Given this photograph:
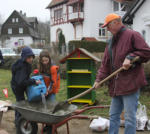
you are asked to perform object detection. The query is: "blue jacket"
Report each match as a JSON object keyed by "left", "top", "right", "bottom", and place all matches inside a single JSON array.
[
  {"left": 11, "top": 47, "right": 35, "bottom": 95},
  {"left": 0, "top": 50, "right": 4, "bottom": 65}
]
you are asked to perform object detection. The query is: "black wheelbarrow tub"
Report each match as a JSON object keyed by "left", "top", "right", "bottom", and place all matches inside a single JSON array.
[{"left": 11, "top": 101, "right": 77, "bottom": 124}]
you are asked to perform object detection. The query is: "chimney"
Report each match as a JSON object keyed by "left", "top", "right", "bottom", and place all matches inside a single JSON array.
[{"left": 20, "top": 10, "right": 22, "bottom": 14}]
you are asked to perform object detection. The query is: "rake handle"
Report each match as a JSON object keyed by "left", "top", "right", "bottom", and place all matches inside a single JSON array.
[{"left": 67, "top": 56, "right": 140, "bottom": 102}]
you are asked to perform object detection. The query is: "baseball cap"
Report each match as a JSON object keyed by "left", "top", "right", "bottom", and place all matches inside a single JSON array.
[{"left": 102, "top": 13, "right": 121, "bottom": 28}]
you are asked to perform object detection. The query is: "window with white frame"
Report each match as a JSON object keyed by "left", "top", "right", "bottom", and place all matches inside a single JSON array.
[
  {"left": 18, "top": 39, "right": 24, "bottom": 46},
  {"left": 73, "top": 3, "right": 78, "bottom": 12},
  {"left": 8, "top": 28, "right": 12, "bottom": 34},
  {"left": 16, "top": 18, "right": 19, "bottom": 22},
  {"left": 72, "top": 3, "right": 84, "bottom": 13},
  {"left": 113, "top": 1, "right": 119, "bottom": 11},
  {"left": 54, "top": 9, "right": 63, "bottom": 21},
  {"left": 19, "top": 28, "right": 23, "bottom": 34},
  {"left": 80, "top": 3, "right": 84, "bottom": 12},
  {"left": 12, "top": 18, "right": 15, "bottom": 23},
  {"left": 113, "top": 1, "right": 125, "bottom": 12},
  {"left": 99, "top": 24, "right": 107, "bottom": 37}
]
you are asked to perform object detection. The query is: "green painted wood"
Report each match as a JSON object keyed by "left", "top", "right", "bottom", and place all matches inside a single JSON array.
[
  {"left": 66, "top": 58, "right": 97, "bottom": 103},
  {"left": 69, "top": 88, "right": 92, "bottom": 99},
  {"left": 67, "top": 59, "right": 92, "bottom": 71},
  {"left": 68, "top": 73, "right": 91, "bottom": 85}
]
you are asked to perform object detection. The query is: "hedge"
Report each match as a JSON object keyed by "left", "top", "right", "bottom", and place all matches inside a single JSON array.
[
  {"left": 0, "top": 56, "right": 38, "bottom": 70},
  {"left": 0, "top": 56, "right": 67, "bottom": 79},
  {"left": 0, "top": 56, "right": 19, "bottom": 69},
  {"left": 68, "top": 40, "right": 107, "bottom": 53},
  {"left": 141, "top": 74, "right": 150, "bottom": 92},
  {"left": 142, "top": 62, "right": 150, "bottom": 91}
]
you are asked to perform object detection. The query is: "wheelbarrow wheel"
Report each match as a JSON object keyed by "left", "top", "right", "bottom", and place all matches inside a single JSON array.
[{"left": 16, "top": 117, "right": 38, "bottom": 134}]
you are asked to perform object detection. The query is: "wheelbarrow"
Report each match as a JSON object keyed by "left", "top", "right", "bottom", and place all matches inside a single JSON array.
[{"left": 11, "top": 100, "right": 109, "bottom": 134}]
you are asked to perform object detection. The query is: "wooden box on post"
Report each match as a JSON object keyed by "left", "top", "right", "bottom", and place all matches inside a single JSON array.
[{"left": 60, "top": 48, "right": 101, "bottom": 105}]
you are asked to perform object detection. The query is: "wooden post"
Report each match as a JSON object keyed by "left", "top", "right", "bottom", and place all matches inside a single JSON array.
[
  {"left": 67, "top": 5, "right": 69, "bottom": 22},
  {"left": 78, "top": 1, "right": 80, "bottom": 21},
  {"left": 0, "top": 111, "right": 3, "bottom": 127}
]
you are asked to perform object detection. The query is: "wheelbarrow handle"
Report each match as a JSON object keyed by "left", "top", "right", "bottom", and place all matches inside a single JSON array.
[{"left": 67, "top": 56, "right": 140, "bottom": 102}]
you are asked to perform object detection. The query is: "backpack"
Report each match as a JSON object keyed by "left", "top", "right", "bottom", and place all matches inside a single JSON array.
[{"left": 43, "top": 65, "right": 60, "bottom": 94}]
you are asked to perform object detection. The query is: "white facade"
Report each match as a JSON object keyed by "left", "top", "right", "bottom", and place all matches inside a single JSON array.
[
  {"left": 4, "top": 36, "right": 33, "bottom": 48},
  {"left": 83, "top": 0, "right": 112, "bottom": 41},
  {"left": 50, "top": 0, "right": 126, "bottom": 43},
  {"left": 51, "top": 23, "right": 75, "bottom": 43},
  {"left": 132, "top": 0, "right": 150, "bottom": 46}
]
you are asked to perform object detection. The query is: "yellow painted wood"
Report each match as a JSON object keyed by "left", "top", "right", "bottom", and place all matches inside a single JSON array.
[
  {"left": 68, "top": 85, "right": 92, "bottom": 88},
  {"left": 70, "top": 99, "right": 94, "bottom": 105},
  {"left": 68, "top": 58, "right": 91, "bottom": 60},
  {"left": 67, "top": 71, "right": 91, "bottom": 74},
  {"left": 72, "top": 69, "right": 89, "bottom": 71}
]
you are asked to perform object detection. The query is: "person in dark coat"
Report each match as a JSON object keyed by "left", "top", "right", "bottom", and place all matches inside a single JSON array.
[
  {"left": 93, "top": 13, "right": 150, "bottom": 134},
  {"left": 11, "top": 46, "right": 41, "bottom": 126},
  {"left": 0, "top": 50, "right": 4, "bottom": 65}
]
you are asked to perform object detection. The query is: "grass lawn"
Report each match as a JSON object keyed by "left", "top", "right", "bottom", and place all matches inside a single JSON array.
[{"left": 0, "top": 69, "right": 150, "bottom": 118}]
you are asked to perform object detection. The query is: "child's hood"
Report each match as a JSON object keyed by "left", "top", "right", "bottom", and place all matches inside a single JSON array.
[{"left": 21, "top": 47, "right": 35, "bottom": 61}]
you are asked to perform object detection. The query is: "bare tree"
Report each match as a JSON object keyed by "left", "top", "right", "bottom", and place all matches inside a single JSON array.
[
  {"left": 0, "top": 14, "right": 12, "bottom": 48},
  {"left": 0, "top": 13, "right": 3, "bottom": 35},
  {"left": 0, "top": 13, "right": 5, "bottom": 47},
  {"left": 37, "top": 20, "right": 50, "bottom": 45},
  {"left": 0, "top": 35, "right": 10, "bottom": 48}
]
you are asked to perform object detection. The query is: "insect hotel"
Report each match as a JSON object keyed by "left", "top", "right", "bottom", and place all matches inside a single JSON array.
[{"left": 60, "top": 48, "right": 101, "bottom": 105}]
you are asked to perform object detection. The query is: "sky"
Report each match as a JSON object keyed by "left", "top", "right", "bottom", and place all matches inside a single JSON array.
[{"left": 0, "top": 0, "right": 52, "bottom": 23}]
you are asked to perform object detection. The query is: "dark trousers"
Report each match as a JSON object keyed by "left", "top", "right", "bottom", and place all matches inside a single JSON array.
[{"left": 12, "top": 88, "right": 25, "bottom": 126}]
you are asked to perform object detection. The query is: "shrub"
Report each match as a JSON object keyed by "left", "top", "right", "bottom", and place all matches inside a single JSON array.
[
  {"left": 143, "top": 74, "right": 150, "bottom": 91},
  {"left": 13, "top": 45, "right": 26, "bottom": 54},
  {"left": 30, "top": 43, "right": 44, "bottom": 49},
  {"left": 0, "top": 56, "right": 39, "bottom": 70},
  {"left": 0, "top": 54, "right": 67, "bottom": 79},
  {"left": 0, "top": 56, "right": 20, "bottom": 69},
  {"left": 32, "top": 57, "right": 39, "bottom": 70},
  {"left": 144, "top": 61, "right": 150, "bottom": 75},
  {"left": 58, "top": 31, "right": 66, "bottom": 54},
  {"left": 142, "top": 62, "right": 150, "bottom": 92},
  {"left": 59, "top": 64, "right": 67, "bottom": 79},
  {"left": 68, "top": 40, "right": 107, "bottom": 53}
]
